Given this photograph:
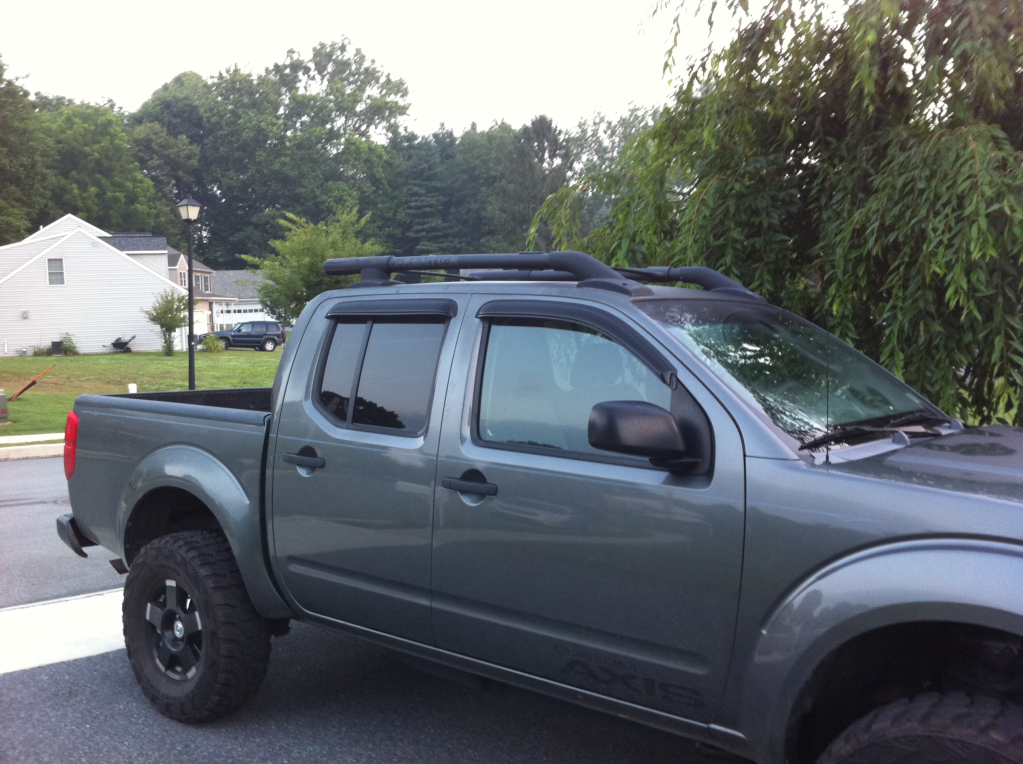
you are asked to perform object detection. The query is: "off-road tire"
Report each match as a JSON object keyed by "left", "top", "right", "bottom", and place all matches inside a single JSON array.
[
  {"left": 123, "top": 531, "right": 271, "bottom": 723},
  {"left": 816, "top": 692, "right": 1023, "bottom": 764},
  {"left": 260, "top": 338, "right": 276, "bottom": 352}
]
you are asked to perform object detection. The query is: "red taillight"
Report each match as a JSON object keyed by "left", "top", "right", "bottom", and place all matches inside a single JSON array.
[{"left": 64, "top": 410, "right": 79, "bottom": 480}]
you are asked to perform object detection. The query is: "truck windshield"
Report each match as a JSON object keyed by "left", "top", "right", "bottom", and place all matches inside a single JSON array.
[{"left": 637, "top": 299, "right": 934, "bottom": 445}]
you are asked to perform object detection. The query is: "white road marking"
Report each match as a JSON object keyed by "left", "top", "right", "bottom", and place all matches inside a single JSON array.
[{"left": 0, "top": 589, "right": 124, "bottom": 675}]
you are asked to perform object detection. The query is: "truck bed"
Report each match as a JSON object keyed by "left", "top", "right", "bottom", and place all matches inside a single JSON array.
[{"left": 111, "top": 387, "right": 272, "bottom": 412}]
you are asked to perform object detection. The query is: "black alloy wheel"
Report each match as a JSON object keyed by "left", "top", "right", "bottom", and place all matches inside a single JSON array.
[{"left": 145, "top": 578, "right": 203, "bottom": 680}]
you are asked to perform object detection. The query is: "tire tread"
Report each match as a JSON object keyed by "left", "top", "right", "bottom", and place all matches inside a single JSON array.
[{"left": 817, "top": 692, "right": 1023, "bottom": 764}]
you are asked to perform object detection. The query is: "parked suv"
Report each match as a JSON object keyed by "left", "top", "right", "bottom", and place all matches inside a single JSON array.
[{"left": 203, "top": 320, "right": 284, "bottom": 351}]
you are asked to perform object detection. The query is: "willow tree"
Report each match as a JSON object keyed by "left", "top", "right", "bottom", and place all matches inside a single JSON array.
[{"left": 536, "top": 0, "right": 1023, "bottom": 424}]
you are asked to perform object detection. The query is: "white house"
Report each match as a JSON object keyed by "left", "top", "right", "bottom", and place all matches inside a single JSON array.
[{"left": 0, "top": 214, "right": 230, "bottom": 356}]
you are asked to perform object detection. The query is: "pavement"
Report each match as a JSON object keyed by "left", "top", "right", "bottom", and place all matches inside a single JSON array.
[
  {"left": 0, "top": 432, "right": 65, "bottom": 461},
  {"left": 0, "top": 456, "right": 746, "bottom": 764}
]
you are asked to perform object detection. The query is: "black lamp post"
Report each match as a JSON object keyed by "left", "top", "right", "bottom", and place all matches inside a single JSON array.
[{"left": 176, "top": 196, "right": 202, "bottom": 391}]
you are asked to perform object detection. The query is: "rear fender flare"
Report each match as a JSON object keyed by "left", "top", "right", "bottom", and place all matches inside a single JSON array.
[
  {"left": 738, "top": 539, "right": 1023, "bottom": 761},
  {"left": 117, "top": 444, "right": 292, "bottom": 619}
]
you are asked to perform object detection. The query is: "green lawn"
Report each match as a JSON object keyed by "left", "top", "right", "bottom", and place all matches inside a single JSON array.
[{"left": 0, "top": 349, "right": 282, "bottom": 438}]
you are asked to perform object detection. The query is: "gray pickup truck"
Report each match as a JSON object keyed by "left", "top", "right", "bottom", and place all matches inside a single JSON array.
[{"left": 58, "top": 252, "right": 1023, "bottom": 764}]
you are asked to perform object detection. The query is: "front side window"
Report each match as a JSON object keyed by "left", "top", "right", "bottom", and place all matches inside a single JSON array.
[
  {"left": 236, "top": 323, "right": 253, "bottom": 333},
  {"left": 478, "top": 319, "right": 671, "bottom": 454},
  {"left": 319, "top": 318, "right": 447, "bottom": 435},
  {"left": 47, "top": 258, "right": 64, "bottom": 285}
]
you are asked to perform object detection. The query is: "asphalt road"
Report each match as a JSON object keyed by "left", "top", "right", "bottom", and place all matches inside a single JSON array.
[
  {"left": 0, "top": 456, "right": 125, "bottom": 609},
  {"left": 0, "top": 456, "right": 747, "bottom": 764}
]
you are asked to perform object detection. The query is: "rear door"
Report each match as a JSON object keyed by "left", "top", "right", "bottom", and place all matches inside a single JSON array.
[
  {"left": 270, "top": 295, "right": 466, "bottom": 642},
  {"left": 431, "top": 296, "right": 746, "bottom": 720}
]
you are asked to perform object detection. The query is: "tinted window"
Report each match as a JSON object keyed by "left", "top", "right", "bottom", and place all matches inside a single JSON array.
[
  {"left": 478, "top": 319, "right": 671, "bottom": 454},
  {"left": 319, "top": 322, "right": 370, "bottom": 421},
  {"left": 353, "top": 320, "right": 446, "bottom": 433}
]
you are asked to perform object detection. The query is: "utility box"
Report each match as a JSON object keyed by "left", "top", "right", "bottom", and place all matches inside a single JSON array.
[
  {"left": 0, "top": 390, "right": 8, "bottom": 425},
  {"left": 51, "top": 340, "right": 64, "bottom": 356}
]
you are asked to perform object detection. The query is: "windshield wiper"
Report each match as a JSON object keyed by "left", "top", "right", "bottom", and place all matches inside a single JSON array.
[
  {"left": 798, "top": 426, "right": 894, "bottom": 451},
  {"left": 799, "top": 410, "right": 952, "bottom": 451},
  {"left": 878, "top": 409, "right": 951, "bottom": 429}
]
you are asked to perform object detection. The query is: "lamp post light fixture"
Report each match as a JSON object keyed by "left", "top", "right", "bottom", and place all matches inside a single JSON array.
[{"left": 176, "top": 196, "right": 202, "bottom": 391}]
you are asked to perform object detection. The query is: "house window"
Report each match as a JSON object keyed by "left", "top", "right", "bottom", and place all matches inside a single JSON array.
[
  {"left": 193, "top": 274, "right": 211, "bottom": 292},
  {"left": 47, "top": 258, "right": 65, "bottom": 285},
  {"left": 179, "top": 272, "right": 187, "bottom": 287}
]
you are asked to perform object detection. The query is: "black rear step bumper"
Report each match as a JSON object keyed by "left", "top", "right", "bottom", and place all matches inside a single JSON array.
[{"left": 56, "top": 514, "right": 97, "bottom": 558}]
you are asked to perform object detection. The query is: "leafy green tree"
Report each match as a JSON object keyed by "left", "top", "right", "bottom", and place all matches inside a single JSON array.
[
  {"left": 128, "top": 72, "right": 210, "bottom": 147},
  {"left": 0, "top": 57, "right": 51, "bottom": 244},
  {"left": 539, "top": 0, "right": 1023, "bottom": 425},
  {"left": 135, "top": 42, "right": 408, "bottom": 268},
  {"left": 565, "top": 107, "right": 661, "bottom": 237},
  {"left": 449, "top": 122, "right": 519, "bottom": 252},
  {"left": 129, "top": 121, "right": 200, "bottom": 245},
  {"left": 383, "top": 128, "right": 460, "bottom": 257},
  {"left": 491, "top": 116, "right": 574, "bottom": 251},
  {"left": 143, "top": 289, "right": 189, "bottom": 356},
  {"left": 37, "top": 103, "right": 160, "bottom": 232},
  {"left": 240, "top": 207, "right": 381, "bottom": 322}
]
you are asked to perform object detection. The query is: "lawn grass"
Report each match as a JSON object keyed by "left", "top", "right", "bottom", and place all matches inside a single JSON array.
[{"left": 0, "top": 349, "right": 282, "bottom": 437}]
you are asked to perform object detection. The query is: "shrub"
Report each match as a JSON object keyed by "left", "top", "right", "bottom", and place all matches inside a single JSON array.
[
  {"left": 201, "top": 335, "right": 225, "bottom": 353},
  {"left": 143, "top": 290, "right": 188, "bottom": 356},
  {"left": 32, "top": 345, "right": 52, "bottom": 356},
  {"left": 60, "top": 332, "right": 78, "bottom": 356}
]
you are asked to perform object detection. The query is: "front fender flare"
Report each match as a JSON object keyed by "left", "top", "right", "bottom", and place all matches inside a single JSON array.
[
  {"left": 118, "top": 444, "right": 293, "bottom": 619},
  {"left": 737, "top": 539, "right": 1023, "bottom": 761}
]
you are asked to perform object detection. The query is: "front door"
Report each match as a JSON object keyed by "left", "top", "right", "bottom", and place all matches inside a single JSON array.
[
  {"left": 270, "top": 296, "right": 464, "bottom": 642},
  {"left": 431, "top": 296, "right": 746, "bottom": 720}
]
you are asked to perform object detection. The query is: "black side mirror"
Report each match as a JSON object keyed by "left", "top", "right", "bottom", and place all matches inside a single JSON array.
[{"left": 588, "top": 401, "right": 699, "bottom": 472}]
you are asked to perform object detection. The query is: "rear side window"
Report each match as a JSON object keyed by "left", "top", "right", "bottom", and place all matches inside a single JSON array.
[{"left": 318, "top": 317, "right": 447, "bottom": 435}]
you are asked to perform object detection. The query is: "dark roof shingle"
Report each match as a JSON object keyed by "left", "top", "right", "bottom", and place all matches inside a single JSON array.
[
  {"left": 210, "top": 270, "right": 267, "bottom": 300},
  {"left": 100, "top": 233, "right": 168, "bottom": 252}
]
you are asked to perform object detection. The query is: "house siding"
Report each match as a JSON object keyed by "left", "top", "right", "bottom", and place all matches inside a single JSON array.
[
  {"left": 0, "top": 231, "right": 185, "bottom": 355},
  {"left": 0, "top": 235, "right": 69, "bottom": 281},
  {"left": 26, "top": 216, "right": 106, "bottom": 241},
  {"left": 128, "top": 253, "right": 171, "bottom": 278}
]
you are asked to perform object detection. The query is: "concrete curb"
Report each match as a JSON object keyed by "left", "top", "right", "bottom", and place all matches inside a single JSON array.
[{"left": 0, "top": 443, "right": 64, "bottom": 461}]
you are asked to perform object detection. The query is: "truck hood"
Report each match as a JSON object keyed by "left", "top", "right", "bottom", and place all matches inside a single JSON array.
[{"left": 831, "top": 425, "right": 1023, "bottom": 504}]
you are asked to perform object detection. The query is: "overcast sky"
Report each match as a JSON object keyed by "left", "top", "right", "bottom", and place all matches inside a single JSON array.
[{"left": 0, "top": 0, "right": 727, "bottom": 135}]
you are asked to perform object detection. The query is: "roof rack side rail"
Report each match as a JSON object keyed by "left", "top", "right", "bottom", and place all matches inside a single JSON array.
[
  {"left": 324, "top": 252, "right": 651, "bottom": 296},
  {"left": 613, "top": 265, "right": 763, "bottom": 299},
  {"left": 468, "top": 270, "right": 577, "bottom": 282}
]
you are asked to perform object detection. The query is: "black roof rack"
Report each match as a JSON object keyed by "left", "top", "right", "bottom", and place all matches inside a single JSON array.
[{"left": 323, "top": 251, "right": 759, "bottom": 299}]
